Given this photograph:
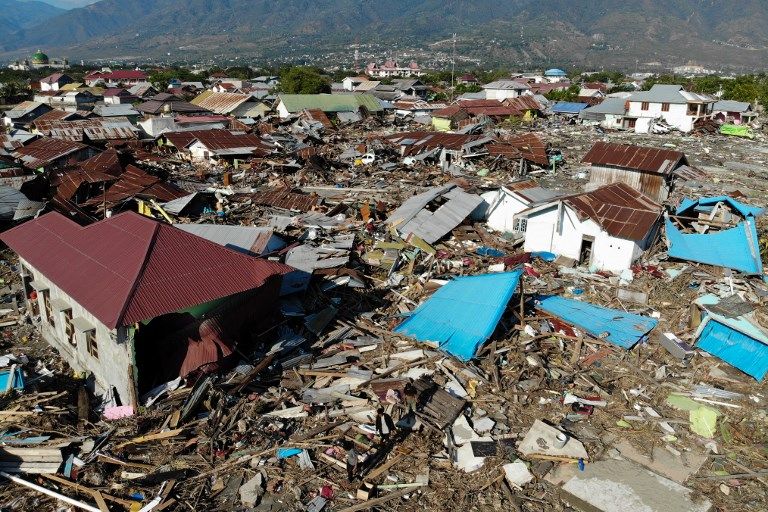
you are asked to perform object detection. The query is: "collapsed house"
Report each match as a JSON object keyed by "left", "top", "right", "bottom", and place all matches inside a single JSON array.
[
  {"left": 386, "top": 183, "right": 483, "bottom": 244},
  {"left": 0, "top": 212, "right": 290, "bottom": 407},
  {"left": 518, "top": 182, "right": 662, "bottom": 272},
  {"left": 477, "top": 179, "right": 561, "bottom": 235},
  {"left": 665, "top": 196, "right": 764, "bottom": 275}
]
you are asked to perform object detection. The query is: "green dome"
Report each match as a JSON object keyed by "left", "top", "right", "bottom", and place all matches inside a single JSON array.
[{"left": 31, "top": 50, "right": 49, "bottom": 65}]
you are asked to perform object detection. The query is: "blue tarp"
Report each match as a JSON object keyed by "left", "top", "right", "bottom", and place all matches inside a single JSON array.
[
  {"left": 394, "top": 271, "right": 523, "bottom": 361},
  {"left": 0, "top": 367, "right": 24, "bottom": 392},
  {"left": 551, "top": 102, "right": 588, "bottom": 114},
  {"left": 667, "top": 196, "right": 764, "bottom": 275},
  {"left": 536, "top": 296, "right": 658, "bottom": 349}
]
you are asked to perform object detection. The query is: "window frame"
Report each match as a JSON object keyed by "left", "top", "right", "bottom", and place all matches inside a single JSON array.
[
  {"left": 62, "top": 308, "right": 75, "bottom": 346},
  {"left": 85, "top": 329, "right": 98, "bottom": 359},
  {"left": 641, "top": 101, "right": 649, "bottom": 111},
  {"left": 661, "top": 102, "right": 670, "bottom": 112},
  {"left": 42, "top": 290, "right": 55, "bottom": 328}
]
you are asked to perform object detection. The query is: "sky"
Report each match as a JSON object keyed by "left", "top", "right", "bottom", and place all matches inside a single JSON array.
[{"left": 40, "top": 0, "right": 99, "bottom": 8}]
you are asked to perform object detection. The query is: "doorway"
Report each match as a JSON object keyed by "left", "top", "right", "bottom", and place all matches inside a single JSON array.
[{"left": 579, "top": 237, "right": 594, "bottom": 266}]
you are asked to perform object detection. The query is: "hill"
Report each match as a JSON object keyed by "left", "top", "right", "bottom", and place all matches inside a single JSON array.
[
  {"left": 3, "top": 0, "right": 768, "bottom": 70},
  {"left": 0, "top": 0, "right": 64, "bottom": 33}
]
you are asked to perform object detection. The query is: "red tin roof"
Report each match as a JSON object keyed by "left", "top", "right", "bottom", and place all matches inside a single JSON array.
[{"left": 0, "top": 212, "right": 291, "bottom": 328}]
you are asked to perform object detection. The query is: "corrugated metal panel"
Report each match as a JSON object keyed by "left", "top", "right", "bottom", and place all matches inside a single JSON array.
[
  {"left": 395, "top": 271, "right": 523, "bottom": 361},
  {"left": 13, "top": 137, "right": 87, "bottom": 168},
  {"left": 0, "top": 212, "right": 291, "bottom": 328},
  {"left": 697, "top": 320, "right": 768, "bottom": 381},
  {"left": 175, "top": 224, "right": 284, "bottom": 256},
  {"left": 582, "top": 141, "right": 686, "bottom": 175},
  {"left": 565, "top": 183, "right": 661, "bottom": 241},
  {"left": 191, "top": 91, "right": 251, "bottom": 114},
  {"left": 252, "top": 187, "right": 318, "bottom": 212},
  {"left": 665, "top": 217, "right": 763, "bottom": 275},
  {"left": 536, "top": 295, "right": 658, "bottom": 349},
  {"left": 551, "top": 102, "right": 588, "bottom": 114}
]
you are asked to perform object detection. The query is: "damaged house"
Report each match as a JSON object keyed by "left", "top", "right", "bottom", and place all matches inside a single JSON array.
[
  {"left": 625, "top": 84, "right": 715, "bottom": 133},
  {"left": 0, "top": 212, "right": 290, "bottom": 407},
  {"left": 477, "top": 180, "right": 561, "bottom": 235},
  {"left": 665, "top": 196, "right": 764, "bottom": 275},
  {"left": 581, "top": 141, "right": 689, "bottom": 202},
  {"left": 518, "top": 182, "right": 663, "bottom": 272}
]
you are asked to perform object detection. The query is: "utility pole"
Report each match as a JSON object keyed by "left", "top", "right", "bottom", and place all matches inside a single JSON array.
[{"left": 450, "top": 33, "right": 457, "bottom": 102}]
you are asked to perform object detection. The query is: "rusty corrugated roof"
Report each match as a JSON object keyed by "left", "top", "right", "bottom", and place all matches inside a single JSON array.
[
  {"left": 83, "top": 164, "right": 187, "bottom": 208},
  {"left": 581, "top": 141, "right": 687, "bottom": 175},
  {"left": 0, "top": 211, "right": 290, "bottom": 328},
  {"left": 13, "top": 137, "right": 87, "bottom": 168},
  {"left": 191, "top": 91, "right": 251, "bottom": 114},
  {"left": 504, "top": 133, "right": 549, "bottom": 166},
  {"left": 252, "top": 187, "right": 318, "bottom": 212},
  {"left": 564, "top": 182, "right": 662, "bottom": 241}
]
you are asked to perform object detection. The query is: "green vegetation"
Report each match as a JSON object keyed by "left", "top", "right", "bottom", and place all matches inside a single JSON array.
[
  {"left": 148, "top": 67, "right": 201, "bottom": 89},
  {"left": 643, "top": 74, "right": 768, "bottom": 105},
  {"left": 545, "top": 84, "right": 580, "bottom": 102},
  {"left": 278, "top": 66, "right": 331, "bottom": 94}
]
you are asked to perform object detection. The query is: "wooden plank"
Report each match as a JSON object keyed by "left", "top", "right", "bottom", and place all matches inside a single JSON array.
[
  {"left": 41, "top": 474, "right": 135, "bottom": 508},
  {"left": 114, "top": 428, "right": 185, "bottom": 449},
  {"left": 364, "top": 451, "right": 409, "bottom": 482},
  {"left": 92, "top": 491, "right": 109, "bottom": 512},
  {"left": 335, "top": 487, "right": 416, "bottom": 512}
]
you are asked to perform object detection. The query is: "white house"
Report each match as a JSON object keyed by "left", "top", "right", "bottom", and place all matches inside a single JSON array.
[
  {"left": 625, "top": 84, "right": 715, "bottom": 133},
  {"left": 39, "top": 73, "right": 73, "bottom": 92},
  {"left": 518, "top": 182, "right": 662, "bottom": 272},
  {"left": 578, "top": 97, "right": 628, "bottom": 129},
  {"left": 477, "top": 180, "right": 561, "bottom": 235},
  {"left": 483, "top": 80, "right": 531, "bottom": 101}
]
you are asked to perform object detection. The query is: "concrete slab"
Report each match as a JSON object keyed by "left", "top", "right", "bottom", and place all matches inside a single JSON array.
[
  {"left": 612, "top": 439, "right": 707, "bottom": 484},
  {"left": 560, "top": 460, "right": 712, "bottom": 512},
  {"left": 518, "top": 420, "right": 589, "bottom": 460}
]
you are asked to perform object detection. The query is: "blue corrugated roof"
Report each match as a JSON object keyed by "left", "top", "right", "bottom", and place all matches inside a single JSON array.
[
  {"left": 552, "top": 102, "right": 588, "bottom": 114},
  {"left": 394, "top": 271, "right": 523, "bottom": 361},
  {"left": 697, "top": 320, "right": 768, "bottom": 381},
  {"left": 665, "top": 216, "right": 763, "bottom": 275},
  {"left": 677, "top": 196, "right": 764, "bottom": 218},
  {"left": 545, "top": 69, "right": 567, "bottom": 76},
  {"left": 694, "top": 294, "right": 768, "bottom": 380},
  {"left": 536, "top": 296, "right": 657, "bottom": 349}
]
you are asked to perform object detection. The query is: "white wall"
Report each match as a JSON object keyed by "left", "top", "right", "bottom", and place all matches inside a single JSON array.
[
  {"left": 23, "top": 258, "right": 137, "bottom": 407},
  {"left": 485, "top": 89, "right": 522, "bottom": 101},
  {"left": 522, "top": 204, "right": 643, "bottom": 272},
  {"left": 626, "top": 101, "right": 712, "bottom": 133},
  {"left": 481, "top": 189, "right": 530, "bottom": 233},
  {"left": 276, "top": 101, "right": 290, "bottom": 118}
]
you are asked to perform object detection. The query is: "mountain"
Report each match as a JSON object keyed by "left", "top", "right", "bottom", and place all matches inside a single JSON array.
[
  {"left": 33, "top": 0, "right": 99, "bottom": 8},
  {"left": 3, "top": 0, "right": 768, "bottom": 70},
  {"left": 0, "top": 0, "right": 64, "bottom": 33}
]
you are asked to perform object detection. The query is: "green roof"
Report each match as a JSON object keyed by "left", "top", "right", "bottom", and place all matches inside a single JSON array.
[
  {"left": 32, "top": 50, "right": 49, "bottom": 63},
  {"left": 278, "top": 94, "right": 382, "bottom": 114}
]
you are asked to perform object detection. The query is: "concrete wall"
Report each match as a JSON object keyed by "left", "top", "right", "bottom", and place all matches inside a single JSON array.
[
  {"left": 481, "top": 189, "right": 530, "bottom": 234},
  {"left": 22, "top": 258, "right": 137, "bottom": 406},
  {"left": 522, "top": 204, "right": 643, "bottom": 272},
  {"left": 627, "top": 101, "right": 713, "bottom": 133},
  {"left": 485, "top": 89, "right": 522, "bottom": 101}
]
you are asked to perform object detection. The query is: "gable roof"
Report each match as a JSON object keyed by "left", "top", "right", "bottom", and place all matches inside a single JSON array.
[
  {"left": 1, "top": 212, "right": 290, "bottom": 328},
  {"left": 41, "top": 73, "right": 70, "bottom": 85},
  {"left": 277, "top": 94, "right": 382, "bottom": 114},
  {"left": 581, "top": 141, "right": 687, "bottom": 175},
  {"left": 13, "top": 137, "right": 87, "bottom": 168},
  {"left": 191, "top": 91, "right": 252, "bottom": 114},
  {"left": 563, "top": 183, "right": 662, "bottom": 241},
  {"left": 713, "top": 100, "right": 752, "bottom": 112},
  {"left": 483, "top": 80, "right": 530, "bottom": 90},
  {"left": 630, "top": 84, "right": 714, "bottom": 104}
]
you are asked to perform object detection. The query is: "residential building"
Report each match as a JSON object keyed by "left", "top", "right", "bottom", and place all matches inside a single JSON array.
[
  {"left": 2, "top": 101, "right": 53, "bottom": 129},
  {"left": 478, "top": 180, "right": 561, "bottom": 235},
  {"left": 40, "top": 73, "right": 74, "bottom": 92},
  {"left": 625, "top": 84, "right": 715, "bottom": 133},
  {"left": 0, "top": 212, "right": 290, "bottom": 407},
  {"left": 275, "top": 94, "right": 382, "bottom": 119},
  {"left": 12, "top": 137, "right": 95, "bottom": 171},
  {"left": 578, "top": 97, "right": 628, "bottom": 129},
  {"left": 712, "top": 100, "right": 756, "bottom": 125},
  {"left": 365, "top": 60, "right": 422, "bottom": 78},
  {"left": 581, "top": 141, "right": 689, "bottom": 202},
  {"left": 85, "top": 70, "right": 148, "bottom": 87},
  {"left": 483, "top": 80, "right": 531, "bottom": 101},
  {"left": 518, "top": 182, "right": 662, "bottom": 272}
]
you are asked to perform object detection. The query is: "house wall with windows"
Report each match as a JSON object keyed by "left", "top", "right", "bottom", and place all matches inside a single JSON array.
[
  {"left": 21, "top": 259, "right": 136, "bottom": 406},
  {"left": 626, "top": 101, "right": 712, "bottom": 133}
]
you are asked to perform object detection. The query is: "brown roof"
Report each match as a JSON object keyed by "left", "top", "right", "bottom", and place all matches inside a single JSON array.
[
  {"left": 80, "top": 148, "right": 124, "bottom": 176},
  {"left": 190, "top": 130, "right": 269, "bottom": 152},
  {"left": 564, "top": 182, "right": 661, "bottom": 241},
  {"left": 31, "top": 109, "right": 78, "bottom": 127},
  {"left": 251, "top": 187, "right": 319, "bottom": 212},
  {"left": 382, "top": 132, "right": 483, "bottom": 156},
  {"left": 581, "top": 141, "right": 687, "bottom": 175},
  {"left": 504, "top": 133, "right": 549, "bottom": 166},
  {"left": 83, "top": 164, "right": 187, "bottom": 209},
  {"left": 13, "top": 137, "right": 88, "bottom": 168},
  {"left": 35, "top": 118, "right": 138, "bottom": 142}
]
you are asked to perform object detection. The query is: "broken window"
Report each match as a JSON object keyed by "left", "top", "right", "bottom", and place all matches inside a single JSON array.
[
  {"left": 641, "top": 102, "right": 649, "bottom": 111},
  {"left": 661, "top": 103, "right": 670, "bottom": 112},
  {"left": 63, "top": 308, "right": 75, "bottom": 346},
  {"left": 86, "top": 330, "right": 98, "bottom": 359},
  {"left": 42, "top": 290, "right": 54, "bottom": 329}
]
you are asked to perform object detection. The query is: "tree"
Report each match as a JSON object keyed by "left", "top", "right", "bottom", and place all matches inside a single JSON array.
[
  {"left": 545, "top": 84, "right": 580, "bottom": 102},
  {"left": 278, "top": 67, "right": 331, "bottom": 94}
]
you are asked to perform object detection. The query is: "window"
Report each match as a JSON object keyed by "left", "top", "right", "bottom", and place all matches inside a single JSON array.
[
  {"left": 63, "top": 308, "right": 75, "bottom": 346},
  {"left": 42, "top": 290, "right": 54, "bottom": 328},
  {"left": 661, "top": 103, "right": 670, "bottom": 112},
  {"left": 641, "top": 102, "right": 649, "bottom": 111},
  {"left": 86, "top": 330, "right": 98, "bottom": 359},
  {"left": 627, "top": 118, "right": 637, "bottom": 128},
  {"left": 513, "top": 218, "right": 528, "bottom": 233}
]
